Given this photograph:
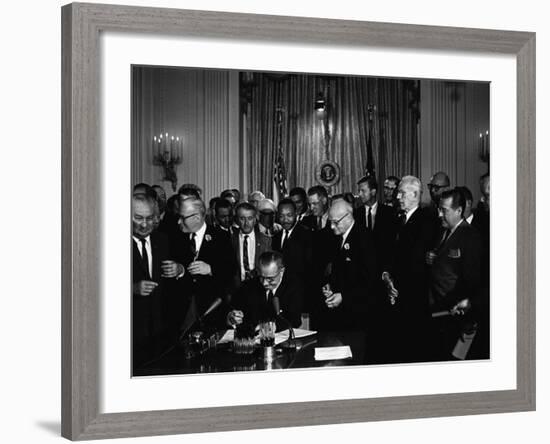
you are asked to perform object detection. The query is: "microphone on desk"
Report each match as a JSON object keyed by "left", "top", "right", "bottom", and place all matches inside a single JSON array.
[
  {"left": 272, "top": 296, "right": 296, "bottom": 350},
  {"left": 179, "top": 297, "right": 223, "bottom": 342}
]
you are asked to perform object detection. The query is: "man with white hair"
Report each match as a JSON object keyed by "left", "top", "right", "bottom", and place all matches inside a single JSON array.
[
  {"left": 382, "top": 175, "right": 438, "bottom": 363},
  {"left": 169, "top": 197, "right": 236, "bottom": 333},
  {"left": 316, "top": 199, "right": 378, "bottom": 334}
]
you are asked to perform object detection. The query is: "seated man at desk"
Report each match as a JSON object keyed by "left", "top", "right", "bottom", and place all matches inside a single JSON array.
[{"left": 226, "top": 251, "right": 303, "bottom": 331}]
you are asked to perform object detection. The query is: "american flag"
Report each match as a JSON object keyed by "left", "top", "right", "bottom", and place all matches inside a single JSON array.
[{"left": 272, "top": 150, "right": 288, "bottom": 205}]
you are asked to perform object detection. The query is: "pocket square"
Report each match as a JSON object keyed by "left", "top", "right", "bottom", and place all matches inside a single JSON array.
[{"left": 448, "top": 248, "right": 461, "bottom": 258}]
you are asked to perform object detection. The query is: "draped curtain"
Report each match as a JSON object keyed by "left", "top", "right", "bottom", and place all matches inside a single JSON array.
[{"left": 244, "top": 73, "right": 419, "bottom": 197}]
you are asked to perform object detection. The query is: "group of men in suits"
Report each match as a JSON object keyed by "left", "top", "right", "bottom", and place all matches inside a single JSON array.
[{"left": 132, "top": 169, "right": 490, "bottom": 368}]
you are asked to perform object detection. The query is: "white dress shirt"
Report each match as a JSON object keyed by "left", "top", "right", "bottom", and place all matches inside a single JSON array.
[
  {"left": 364, "top": 201, "right": 378, "bottom": 229},
  {"left": 192, "top": 222, "right": 208, "bottom": 256},
  {"left": 133, "top": 235, "right": 152, "bottom": 278}
]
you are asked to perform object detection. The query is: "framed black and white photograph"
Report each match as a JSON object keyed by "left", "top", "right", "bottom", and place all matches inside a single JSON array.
[
  {"left": 61, "top": 2, "right": 535, "bottom": 440},
  {"left": 130, "top": 65, "right": 491, "bottom": 378}
]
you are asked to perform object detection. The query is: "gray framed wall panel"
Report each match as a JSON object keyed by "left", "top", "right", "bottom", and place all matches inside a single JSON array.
[{"left": 61, "top": 2, "right": 536, "bottom": 440}]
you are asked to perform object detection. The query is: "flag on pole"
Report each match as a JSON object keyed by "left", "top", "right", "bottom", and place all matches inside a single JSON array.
[{"left": 273, "top": 150, "right": 288, "bottom": 205}]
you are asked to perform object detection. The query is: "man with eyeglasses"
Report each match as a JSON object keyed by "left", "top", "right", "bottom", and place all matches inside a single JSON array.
[
  {"left": 427, "top": 171, "right": 451, "bottom": 214},
  {"left": 132, "top": 193, "right": 176, "bottom": 368},
  {"left": 226, "top": 251, "right": 303, "bottom": 330},
  {"left": 314, "top": 200, "right": 378, "bottom": 334},
  {"left": 382, "top": 176, "right": 400, "bottom": 207},
  {"left": 168, "top": 197, "right": 236, "bottom": 334}
]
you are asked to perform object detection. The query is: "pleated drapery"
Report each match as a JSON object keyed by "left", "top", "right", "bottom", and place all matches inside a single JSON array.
[{"left": 244, "top": 73, "right": 420, "bottom": 197}]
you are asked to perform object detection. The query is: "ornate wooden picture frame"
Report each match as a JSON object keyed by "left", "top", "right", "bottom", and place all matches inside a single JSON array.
[{"left": 62, "top": 3, "right": 535, "bottom": 440}]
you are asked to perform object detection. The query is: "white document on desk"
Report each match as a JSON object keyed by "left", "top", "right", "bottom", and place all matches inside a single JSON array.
[
  {"left": 217, "top": 328, "right": 316, "bottom": 345},
  {"left": 314, "top": 346, "right": 353, "bottom": 361}
]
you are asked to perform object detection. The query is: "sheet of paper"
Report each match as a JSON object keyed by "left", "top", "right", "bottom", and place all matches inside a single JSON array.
[
  {"left": 217, "top": 329, "right": 234, "bottom": 344},
  {"left": 314, "top": 346, "right": 353, "bottom": 361}
]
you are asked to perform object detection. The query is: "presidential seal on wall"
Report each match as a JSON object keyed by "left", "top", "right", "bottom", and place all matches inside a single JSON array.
[{"left": 316, "top": 160, "right": 341, "bottom": 187}]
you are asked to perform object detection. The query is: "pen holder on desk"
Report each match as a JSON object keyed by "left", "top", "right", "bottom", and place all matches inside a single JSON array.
[
  {"left": 233, "top": 323, "right": 256, "bottom": 355},
  {"left": 259, "top": 321, "right": 276, "bottom": 347}
]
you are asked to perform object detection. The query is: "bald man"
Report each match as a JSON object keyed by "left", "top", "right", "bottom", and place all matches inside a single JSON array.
[{"left": 315, "top": 200, "right": 378, "bottom": 334}]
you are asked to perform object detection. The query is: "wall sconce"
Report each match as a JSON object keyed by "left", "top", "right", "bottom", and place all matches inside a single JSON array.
[
  {"left": 152, "top": 132, "right": 183, "bottom": 192},
  {"left": 478, "top": 130, "right": 490, "bottom": 163},
  {"left": 314, "top": 92, "right": 326, "bottom": 113}
]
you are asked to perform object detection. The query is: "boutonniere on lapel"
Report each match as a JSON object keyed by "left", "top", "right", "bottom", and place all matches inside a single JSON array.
[
  {"left": 205, "top": 234, "right": 212, "bottom": 242},
  {"left": 343, "top": 243, "right": 350, "bottom": 250},
  {"left": 448, "top": 248, "right": 461, "bottom": 259}
]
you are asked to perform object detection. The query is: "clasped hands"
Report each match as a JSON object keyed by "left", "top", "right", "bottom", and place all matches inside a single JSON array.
[
  {"left": 161, "top": 260, "right": 212, "bottom": 278},
  {"left": 322, "top": 284, "right": 342, "bottom": 309}
]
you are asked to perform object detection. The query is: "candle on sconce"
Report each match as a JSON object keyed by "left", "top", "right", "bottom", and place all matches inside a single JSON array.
[
  {"left": 152, "top": 136, "right": 157, "bottom": 159},
  {"left": 170, "top": 136, "right": 175, "bottom": 161}
]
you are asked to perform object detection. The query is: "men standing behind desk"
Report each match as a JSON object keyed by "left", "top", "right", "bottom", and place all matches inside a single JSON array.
[
  {"left": 354, "top": 175, "right": 398, "bottom": 274},
  {"left": 427, "top": 188, "right": 481, "bottom": 361},
  {"left": 227, "top": 251, "right": 303, "bottom": 331},
  {"left": 231, "top": 202, "right": 272, "bottom": 291},
  {"left": 317, "top": 200, "right": 378, "bottom": 334},
  {"left": 169, "top": 197, "right": 236, "bottom": 335},
  {"left": 382, "top": 175, "right": 438, "bottom": 363},
  {"left": 272, "top": 198, "right": 312, "bottom": 282},
  {"left": 132, "top": 194, "right": 179, "bottom": 368},
  {"left": 289, "top": 187, "right": 309, "bottom": 223}
]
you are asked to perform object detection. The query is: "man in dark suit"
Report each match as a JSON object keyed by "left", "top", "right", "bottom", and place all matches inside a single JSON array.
[
  {"left": 427, "top": 188, "right": 482, "bottom": 361},
  {"left": 289, "top": 187, "right": 309, "bottom": 224},
  {"left": 382, "top": 175, "right": 439, "bottom": 363},
  {"left": 354, "top": 175, "right": 398, "bottom": 274},
  {"left": 273, "top": 199, "right": 312, "bottom": 282},
  {"left": 132, "top": 194, "right": 180, "bottom": 369},
  {"left": 231, "top": 202, "right": 272, "bottom": 292},
  {"left": 169, "top": 196, "right": 236, "bottom": 334},
  {"left": 316, "top": 200, "right": 378, "bottom": 333},
  {"left": 227, "top": 251, "right": 303, "bottom": 330}
]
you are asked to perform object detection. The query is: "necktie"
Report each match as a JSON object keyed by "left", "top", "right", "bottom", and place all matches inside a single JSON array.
[
  {"left": 399, "top": 211, "right": 407, "bottom": 226},
  {"left": 317, "top": 216, "right": 322, "bottom": 229},
  {"left": 243, "top": 235, "right": 251, "bottom": 274},
  {"left": 190, "top": 233, "right": 197, "bottom": 258},
  {"left": 282, "top": 230, "right": 289, "bottom": 248},
  {"left": 139, "top": 238, "right": 151, "bottom": 279},
  {"left": 367, "top": 206, "right": 373, "bottom": 231}
]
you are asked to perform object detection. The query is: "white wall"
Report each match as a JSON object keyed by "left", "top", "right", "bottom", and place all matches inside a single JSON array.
[{"left": 1, "top": 1, "right": 546, "bottom": 444}]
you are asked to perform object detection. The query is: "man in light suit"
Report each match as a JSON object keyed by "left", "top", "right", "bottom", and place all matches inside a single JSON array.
[
  {"left": 427, "top": 188, "right": 482, "bottom": 361},
  {"left": 231, "top": 202, "right": 272, "bottom": 292}
]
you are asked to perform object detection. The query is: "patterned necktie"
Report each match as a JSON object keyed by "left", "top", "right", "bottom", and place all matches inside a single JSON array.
[{"left": 139, "top": 238, "right": 151, "bottom": 279}]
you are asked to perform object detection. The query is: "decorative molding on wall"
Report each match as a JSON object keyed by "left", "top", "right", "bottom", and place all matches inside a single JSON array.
[
  {"left": 419, "top": 80, "right": 490, "bottom": 204},
  {"left": 131, "top": 67, "right": 240, "bottom": 201}
]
